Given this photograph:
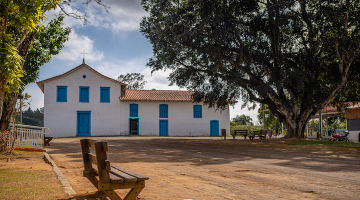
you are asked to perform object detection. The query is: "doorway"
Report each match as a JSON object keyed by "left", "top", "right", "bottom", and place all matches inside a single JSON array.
[
  {"left": 77, "top": 111, "right": 91, "bottom": 136},
  {"left": 129, "top": 118, "right": 139, "bottom": 135},
  {"left": 210, "top": 120, "right": 219, "bottom": 136}
]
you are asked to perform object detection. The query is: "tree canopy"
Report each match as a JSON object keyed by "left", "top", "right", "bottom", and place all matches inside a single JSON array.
[
  {"left": 232, "top": 114, "right": 253, "bottom": 125},
  {"left": 141, "top": 0, "right": 360, "bottom": 138},
  {"left": 118, "top": 73, "right": 147, "bottom": 90}
]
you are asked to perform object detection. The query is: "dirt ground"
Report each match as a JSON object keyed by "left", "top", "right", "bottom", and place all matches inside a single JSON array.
[{"left": 45, "top": 137, "right": 360, "bottom": 200}]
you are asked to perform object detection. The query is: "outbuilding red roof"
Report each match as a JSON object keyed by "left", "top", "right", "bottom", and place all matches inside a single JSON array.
[{"left": 120, "top": 90, "right": 195, "bottom": 102}]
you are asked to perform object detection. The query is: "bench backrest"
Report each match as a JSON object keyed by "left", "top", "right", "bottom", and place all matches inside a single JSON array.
[
  {"left": 80, "top": 139, "right": 110, "bottom": 182},
  {"left": 234, "top": 130, "right": 248, "bottom": 135},
  {"left": 252, "top": 130, "right": 273, "bottom": 135}
]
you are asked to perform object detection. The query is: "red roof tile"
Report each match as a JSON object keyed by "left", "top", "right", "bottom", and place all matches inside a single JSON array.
[{"left": 120, "top": 90, "right": 195, "bottom": 102}]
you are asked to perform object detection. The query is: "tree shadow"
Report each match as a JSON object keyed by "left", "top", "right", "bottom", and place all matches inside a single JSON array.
[{"left": 46, "top": 137, "right": 360, "bottom": 173}]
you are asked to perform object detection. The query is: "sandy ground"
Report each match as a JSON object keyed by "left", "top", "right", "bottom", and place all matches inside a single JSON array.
[{"left": 45, "top": 137, "right": 360, "bottom": 200}]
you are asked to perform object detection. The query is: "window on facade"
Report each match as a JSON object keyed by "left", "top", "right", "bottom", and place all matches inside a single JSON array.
[
  {"left": 130, "top": 104, "right": 138, "bottom": 117},
  {"left": 193, "top": 105, "right": 202, "bottom": 118},
  {"left": 100, "top": 87, "right": 110, "bottom": 103},
  {"left": 57, "top": 86, "right": 67, "bottom": 102},
  {"left": 79, "top": 86, "right": 89, "bottom": 103},
  {"left": 159, "top": 104, "right": 168, "bottom": 118}
]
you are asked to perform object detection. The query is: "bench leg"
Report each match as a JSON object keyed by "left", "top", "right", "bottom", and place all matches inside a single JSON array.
[
  {"left": 124, "top": 187, "right": 144, "bottom": 200},
  {"left": 103, "top": 190, "right": 123, "bottom": 200},
  {"left": 86, "top": 175, "right": 99, "bottom": 189}
]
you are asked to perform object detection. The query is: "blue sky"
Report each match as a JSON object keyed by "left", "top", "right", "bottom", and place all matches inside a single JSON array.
[{"left": 24, "top": 0, "right": 260, "bottom": 124}]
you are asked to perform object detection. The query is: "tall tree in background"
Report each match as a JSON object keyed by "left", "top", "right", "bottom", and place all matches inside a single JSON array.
[
  {"left": 141, "top": 0, "right": 360, "bottom": 138},
  {"left": 118, "top": 73, "right": 147, "bottom": 90},
  {"left": 0, "top": 15, "right": 71, "bottom": 131},
  {"left": 232, "top": 114, "right": 253, "bottom": 125}
]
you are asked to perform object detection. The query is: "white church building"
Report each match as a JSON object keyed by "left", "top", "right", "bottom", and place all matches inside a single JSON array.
[{"left": 37, "top": 63, "right": 231, "bottom": 138}]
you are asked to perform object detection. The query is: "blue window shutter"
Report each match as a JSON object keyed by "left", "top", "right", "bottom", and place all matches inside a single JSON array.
[
  {"left": 57, "top": 86, "right": 67, "bottom": 102},
  {"left": 100, "top": 87, "right": 110, "bottom": 103},
  {"left": 130, "top": 104, "right": 138, "bottom": 117},
  {"left": 159, "top": 104, "right": 168, "bottom": 118},
  {"left": 79, "top": 87, "right": 89, "bottom": 102},
  {"left": 193, "top": 105, "right": 202, "bottom": 118}
]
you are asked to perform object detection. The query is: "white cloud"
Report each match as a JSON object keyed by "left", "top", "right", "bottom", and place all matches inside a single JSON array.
[
  {"left": 45, "top": 0, "right": 148, "bottom": 32},
  {"left": 55, "top": 31, "right": 104, "bottom": 62},
  {"left": 95, "top": 57, "right": 180, "bottom": 90}
]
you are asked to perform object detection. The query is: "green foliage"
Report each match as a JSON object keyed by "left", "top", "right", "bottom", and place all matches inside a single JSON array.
[
  {"left": 22, "top": 107, "right": 44, "bottom": 127},
  {"left": 0, "top": 35, "right": 23, "bottom": 93},
  {"left": 21, "top": 15, "right": 71, "bottom": 87},
  {"left": 118, "top": 73, "right": 147, "bottom": 90},
  {"left": 232, "top": 114, "right": 253, "bottom": 125},
  {"left": 257, "top": 105, "right": 281, "bottom": 134},
  {"left": 141, "top": 0, "right": 360, "bottom": 138},
  {"left": 0, "top": 0, "right": 61, "bottom": 93}
]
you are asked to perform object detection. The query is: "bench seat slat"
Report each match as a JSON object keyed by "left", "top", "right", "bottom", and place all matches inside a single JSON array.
[
  {"left": 93, "top": 166, "right": 124, "bottom": 183},
  {"left": 110, "top": 166, "right": 138, "bottom": 182},
  {"left": 112, "top": 165, "right": 149, "bottom": 181}
]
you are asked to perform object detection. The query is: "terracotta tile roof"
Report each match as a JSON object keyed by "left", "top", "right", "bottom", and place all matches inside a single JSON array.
[
  {"left": 36, "top": 63, "right": 127, "bottom": 93},
  {"left": 120, "top": 90, "right": 195, "bottom": 102}
]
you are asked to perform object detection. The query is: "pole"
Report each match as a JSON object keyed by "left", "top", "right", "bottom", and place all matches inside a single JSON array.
[
  {"left": 319, "top": 111, "right": 322, "bottom": 137},
  {"left": 20, "top": 98, "right": 22, "bottom": 124},
  {"left": 262, "top": 104, "right": 266, "bottom": 130}
]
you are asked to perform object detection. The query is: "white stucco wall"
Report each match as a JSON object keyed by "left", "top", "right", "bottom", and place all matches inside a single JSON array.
[
  {"left": 120, "top": 101, "right": 230, "bottom": 136},
  {"left": 43, "top": 67, "right": 122, "bottom": 137},
  {"left": 348, "top": 131, "right": 360, "bottom": 142}
]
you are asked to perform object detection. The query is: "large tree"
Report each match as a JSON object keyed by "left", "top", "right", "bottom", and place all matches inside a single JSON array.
[
  {"left": 118, "top": 73, "right": 147, "bottom": 90},
  {"left": 0, "top": 0, "right": 60, "bottom": 120},
  {"left": 0, "top": 0, "right": 108, "bottom": 128},
  {"left": 0, "top": 15, "right": 71, "bottom": 131},
  {"left": 141, "top": 0, "right": 360, "bottom": 138}
]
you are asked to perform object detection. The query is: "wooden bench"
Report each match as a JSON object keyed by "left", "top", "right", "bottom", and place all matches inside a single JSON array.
[
  {"left": 231, "top": 130, "right": 248, "bottom": 139},
  {"left": 249, "top": 130, "right": 270, "bottom": 140},
  {"left": 80, "top": 139, "right": 149, "bottom": 200}
]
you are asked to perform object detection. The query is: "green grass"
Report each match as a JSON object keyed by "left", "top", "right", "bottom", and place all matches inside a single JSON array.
[
  {"left": 0, "top": 168, "right": 59, "bottom": 200},
  {"left": 292, "top": 140, "right": 360, "bottom": 147}
]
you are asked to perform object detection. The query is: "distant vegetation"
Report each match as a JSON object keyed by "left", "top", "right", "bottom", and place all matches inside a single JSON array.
[
  {"left": 21, "top": 107, "right": 44, "bottom": 127},
  {"left": 230, "top": 114, "right": 259, "bottom": 136}
]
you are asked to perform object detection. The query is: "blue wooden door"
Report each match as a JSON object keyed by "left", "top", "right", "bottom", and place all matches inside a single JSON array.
[
  {"left": 210, "top": 120, "right": 219, "bottom": 136},
  {"left": 77, "top": 112, "right": 91, "bottom": 136},
  {"left": 159, "top": 120, "right": 168, "bottom": 136}
]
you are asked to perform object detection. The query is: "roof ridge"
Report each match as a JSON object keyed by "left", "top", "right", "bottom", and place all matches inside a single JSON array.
[{"left": 36, "top": 63, "right": 127, "bottom": 93}]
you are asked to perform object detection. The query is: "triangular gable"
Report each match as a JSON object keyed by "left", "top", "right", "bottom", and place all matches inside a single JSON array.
[{"left": 36, "top": 63, "right": 127, "bottom": 93}]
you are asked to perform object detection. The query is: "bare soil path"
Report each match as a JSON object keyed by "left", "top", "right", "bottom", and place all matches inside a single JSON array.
[{"left": 46, "top": 137, "right": 360, "bottom": 200}]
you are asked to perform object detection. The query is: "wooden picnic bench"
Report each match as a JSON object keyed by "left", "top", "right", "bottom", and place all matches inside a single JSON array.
[
  {"left": 231, "top": 130, "right": 248, "bottom": 139},
  {"left": 80, "top": 139, "right": 149, "bottom": 200},
  {"left": 249, "top": 130, "right": 272, "bottom": 140}
]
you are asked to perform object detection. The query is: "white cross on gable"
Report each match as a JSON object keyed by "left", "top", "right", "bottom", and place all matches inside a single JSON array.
[{"left": 80, "top": 50, "right": 88, "bottom": 64}]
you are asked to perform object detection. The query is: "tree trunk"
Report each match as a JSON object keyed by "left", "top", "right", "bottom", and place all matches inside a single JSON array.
[
  {"left": 283, "top": 118, "right": 308, "bottom": 139},
  {"left": 0, "top": 93, "right": 18, "bottom": 132}
]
